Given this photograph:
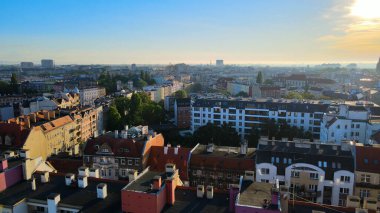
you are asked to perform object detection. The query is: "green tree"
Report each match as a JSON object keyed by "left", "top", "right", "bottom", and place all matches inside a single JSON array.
[
  {"left": 174, "top": 90, "right": 187, "bottom": 98},
  {"left": 256, "top": 71, "right": 263, "bottom": 84},
  {"left": 107, "top": 105, "right": 122, "bottom": 130},
  {"left": 246, "top": 128, "right": 261, "bottom": 148},
  {"left": 235, "top": 91, "right": 249, "bottom": 97},
  {"left": 10, "top": 73, "right": 18, "bottom": 93},
  {"left": 186, "top": 83, "right": 202, "bottom": 93},
  {"left": 192, "top": 123, "right": 240, "bottom": 147}
]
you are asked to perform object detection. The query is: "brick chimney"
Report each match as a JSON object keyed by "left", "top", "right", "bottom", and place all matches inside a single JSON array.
[
  {"left": 43, "top": 111, "right": 50, "bottom": 120},
  {"left": 165, "top": 177, "right": 176, "bottom": 205},
  {"left": 24, "top": 116, "right": 31, "bottom": 129},
  {"left": 0, "top": 158, "right": 8, "bottom": 171},
  {"left": 152, "top": 176, "right": 162, "bottom": 190},
  {"left": 49, "top": 111, "right": 56, "bottom": 119},
  {"left": 29, "top": 113, "right": 37, "bottom": 123}
]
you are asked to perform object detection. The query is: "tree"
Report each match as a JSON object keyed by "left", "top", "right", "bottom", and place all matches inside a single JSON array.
[
  {"left": 10, "top": 73, "right": 18, "bottom": 93},
  {"left": 246, "top": 128, "right": 260, "bottom": 148},
  {"left": 192, "top": 123, "right": 240, "bottom": 147},
  {"left": 186, "top": 83, "right": 202, "bottom": 93},
  {"left": 256, "top": 71, "right": 263, "bottom": 84},
  {"left": 174, "top": 90, "right": 187, "bottom": 98},
  {"left": 235, "top": 91, "right": 249, "bottom": 97},
  {"left": 107, "top": 105, "right": 122, "bottom": 130}
]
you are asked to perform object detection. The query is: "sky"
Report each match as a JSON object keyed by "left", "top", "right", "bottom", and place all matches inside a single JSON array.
[{"left": 0, "top": 0, "right": 379, "bottom": 65}]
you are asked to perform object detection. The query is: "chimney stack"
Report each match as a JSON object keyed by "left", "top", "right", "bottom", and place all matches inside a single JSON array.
[
  {"left": 197, "top": 185, "right": 205, "bottom": 198},
  {"left": 31, "top": 177, "right": 36, "bottom": 191},
  {"left": 89, "top": 168, "right": 99, "bottom": 178},
  {"left": 78, "top": 176, "right": 88, "bottom": 188},
  {"left": 78, "top": 166, "right": 89, "bottom": 177},
  {"left": 30, "top": 113, "right": 37, "bottom": 123},
  {"left": 206, "top": 186, "right": 214, "bottom": 199},
  {"left": 114, "top": 130, "right": 119, "bottom": 138},
  {"left": 240, "top": 140, "right": 248, "bottom": 155},
  {"left": 65, "top": 173, "right": 75, "bottom": 186},
  {"left": 97, "top": 183, "right": 107, "bottom": 199},
  {"left": 43, "top": 111, "right": 50, "bottom": 121},
  {"left": 152, "top": 176, "right": 162, "bottom": 190},
  {"left": 41, "top": 171, "right": 50, "bottom": 183},
  {"left": 47, "top": 193, "right": 60, "bottom": 213}
]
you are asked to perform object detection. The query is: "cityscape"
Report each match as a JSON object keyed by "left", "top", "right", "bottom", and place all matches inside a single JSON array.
[{"left": 1, "top": 0, "right": 380, "bottom": 213}]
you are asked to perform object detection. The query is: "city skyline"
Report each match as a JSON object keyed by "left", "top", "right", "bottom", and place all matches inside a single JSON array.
[{"left": 1, "top": 0, "right": 380, "bottom": 65}]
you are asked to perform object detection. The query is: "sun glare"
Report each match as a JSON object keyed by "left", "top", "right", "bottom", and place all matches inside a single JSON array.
[{"left": 350, "top": 0, "right": 380, "bottom": 19}]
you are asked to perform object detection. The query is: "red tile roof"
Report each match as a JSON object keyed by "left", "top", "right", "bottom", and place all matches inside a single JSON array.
[
  {"left": 84, "top": 135, "right": 147, "bottom": 158},
  {"left": 0, "top": 123, "right": 31, "bottom": 148},
  {"left": 355, "top": 145, "right": 380, "bottom": 173},
  {"left": 148, "top": 146, "right": 191, "bottom": 180}
]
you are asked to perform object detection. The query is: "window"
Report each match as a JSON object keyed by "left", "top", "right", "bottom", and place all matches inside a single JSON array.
[
  {"left": 338, "top": 199, "right": 346, "bottom": 207},
  {"left": 308, "top": 184, "right": 317, "bottom": 191},
  {"left": 337, "top": 162, "right": 341, "bottom": 169},
  {"left": 332, "top": 162, "right": 336, "bottom": 169},
  {"left": 36, "top": 206, "right": 45, "bottom": 212},
  {"left": 359, "top": 189, "right": 370, "bottom": 198},
  {"left": 361, "top": 174, "right": 370, "bottom": 183},
  {"left": 276, "top": 157, "right": 280, "bottom": 163},
  {"left": 261, "top": 179, "right": 269, "bottom": 183},
  {"left": 108, "top": 169, "right": 112, "bottom": 176},
  {"left": 115, "top": 158, "right": 119, "bottom": 164},
  {"left": 288, "top": 158, "right": 292, "bottom": 164},
  {"left": 344, "top": 125, "right": 347, "bottom": 129},
  {"left": 351, "top": 124, "right": 354, "bottom": 128},
  {"left": 337, "top": 125, "right": 340, "bottom": 129},
  {"left": 261, "top": 168, "right": 270, "bottom": 175},
  {"left": 318, "top": 161, "right": 322, "bottom": 167},
  {"left": 291, "top": 171, "right": 300, "bottom": 178},
  {"left": 271, "top": 157, "right": 275, "bottom": 163},
  {"left": 102, "top": 148, "right": 108, "bottom": 152},
  {"left": 340, "top": 188, "right": 349, "bottom": 194},
  {"left": 340, "top": 176, "right": 350, "bottom": 182},
  {"left": 121, "top": 159, "right": 126, "bottom": 165},
  {"left": 356, "top": 124, "right": 360, "bottom": 128},
  {"left": 310, "top": 173, "right": 319, "bottom": 180},
  {"left": 128, "top": 160, "right": 132, "bottom": 165},
  {"left": 283, "top": 158, "right": 287, "bottom": 164},
  {"left": 331, "top": 132, "right": 334, "bottom": 137},
  {"left": 364, "top": 158, "right": 369, "bottom": 164},
  {"left": 323, "top": 161, "right": 327, "bottom": 168},
  {"left": 374, "top": 160, "right": 379, "bottom": 165},
  {"left": 135, "top": 159, "right": 139, "bottom": 166}
]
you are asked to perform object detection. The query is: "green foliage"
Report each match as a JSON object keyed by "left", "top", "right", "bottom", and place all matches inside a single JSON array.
[
  {"left": 256, "top": 71, "right": 263, "bottom": 84},
  {"left": 284, "top": 91, "right": 315, "bottom": 100},
  {"left": 107, "top": 105, "right": 122, "bottom": 130},
  {"left": 263, "top": 79, "right": 273, "bottom": 85},
  {"left": 10, "top": 73, "right": 18, "bottom": 93},
  {"left": 192, "top": 123, "right": 240, "bottom": 147},
  {"left": 106, "top": 92, "right": 164, "bottom": 130},
  {"left": 185, "top": 83, "right": 202, "bottom": 93},
  {"left": 0, "top": 81, "right": 12, "bottom": 95},
  {"left": 235, "top": 91, "right": 249, "bottom": 97},
  {"left": 174, "top": 90, "right": 187, "bottom": 98},
  {"left": 245, "top": 127, "right": 260, "bottom": 148}
]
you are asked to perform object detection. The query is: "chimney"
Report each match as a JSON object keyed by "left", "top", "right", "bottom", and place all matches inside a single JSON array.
[
  {"left": 43, "top": 111, "right": 50, "bottom": 120},
  {"left": 31, "top": 177, "right": 36, "bottom": 191},
  {"left": 197, "top": 185, "right": 205, "bottom": 198},
  {"left": 65, "top": 173, "right": 75, "bottom": 186},
  {"left": 20, "top": 149, "right": 30, "bottom": 158},
  {"left": 165, "top": 163, "right": 176, "bottom": 174},
  {"left": 78, "top": 166, "right": 89, "bottom": 177},
  {"left": 24, "top": 116, "right": 31, "bottom": 128},
  {"left": 89, "top": 168, "right": 99, "bottom": 178},
  {"left": 114, "top": 130, "right": 119, "bottom": 138},
  {"left": 174, "top": 145, "right": 179, "bottom": 155},
  {"left": 206, "top": 186, "right": 214, "bottom": 199},
  {"left": 125, "top": 125, "right": 129, "bottom": 131},
  {"left": 244, "top": 171, "right": 255, "bottom": 181},
  {"left": 240, "top": 140, "right": 248, "bottom": 155},
  {"left": 4, "top": 151, "right": 15, "bottom": 159},
  {"left": 49, "top": 111, "right": 56, "bottom": 119},
  {"left": 78, "top": 176, "right": 88, "bottom": 188},
  {"left": 152, "top": 176, "right": 162, "bottom": 190},
  {"left": 41, "top": 171, "right": 50, "bottom": 183},
  {"left": 30, "top": 113, "right": 37, "bottom": 123},
  {"left": 164, "top": 146, "right": 169, "bottom": 154},
  {"left": 47, "top": 193, "right": 60, "bottom": 213},
  {"left": 128, "top": 170, "right": 138, "bottom": 182},
  {"left": 0, "top": 158, "right": 8, "bottom": 171},
  {"left": 97, "top": 183, "right": 107, "bottom": 199},
  {"left": 22, "top": 158, "right": 33, "bottom": 180}
]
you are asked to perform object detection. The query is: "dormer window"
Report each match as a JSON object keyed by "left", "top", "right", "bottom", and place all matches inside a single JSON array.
[{"left": 102, "top": 148, "right": 108, "bottom": 152}]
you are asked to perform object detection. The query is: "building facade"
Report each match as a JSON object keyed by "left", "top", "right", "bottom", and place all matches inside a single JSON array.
[
  {"left": 174, "top": 98, "right": 191, "bottom": 129},
  {"left": 255, "top": 138, "right": 355, "bottom": 206},
  {"left": 79, "top": 87, "right": 106, "bottom": 106}
]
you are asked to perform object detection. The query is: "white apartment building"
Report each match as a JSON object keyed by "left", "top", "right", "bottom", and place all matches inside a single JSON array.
[
  {"left": 191, "top": 98, "right": 328, "bottom": 138},
  {"left": 256, "top": 138, "right": 355, "bottom": 206},
  {"left": 79, "top": 87, "right": 106, "bottom": 106},
  {"left": 320, "top": 102, "right": 380, "bottom": 144}
]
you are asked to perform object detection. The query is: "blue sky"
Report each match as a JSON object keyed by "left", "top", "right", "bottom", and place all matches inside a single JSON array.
[{"left": 0, "top": 0, "right": 379, "bottom": 64}]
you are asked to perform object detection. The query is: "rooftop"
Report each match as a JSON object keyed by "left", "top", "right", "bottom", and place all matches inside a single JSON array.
[
  {"left": 124, "top": 170, "right": 166, "bottom": 193},
  {"left": 162, "top": 188, "right": 229, "bottom": 213},
  {"left": 237, "top": 181, "right": 275, "bottom": 208},
  {"left": 0, "top": 173, "right": 125, "bottom": 212}
]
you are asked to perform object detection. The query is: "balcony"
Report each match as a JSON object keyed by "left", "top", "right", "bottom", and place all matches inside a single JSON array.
[{"left": 339, "top": 193, "right": 348, "bottom": 200}]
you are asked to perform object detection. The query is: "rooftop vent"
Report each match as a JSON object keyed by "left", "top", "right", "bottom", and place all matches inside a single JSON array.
[{"left": 97, "top": 183, "right": 107, "bottom": 199}]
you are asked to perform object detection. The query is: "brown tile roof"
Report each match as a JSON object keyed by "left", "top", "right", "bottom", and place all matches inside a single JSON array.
[
  {"left": 148, "top": 146, "right": 191, "bottom": 180},
  {"left": 41, "top": 115, "right": 73, "bottom": 132},
  {"left": 83, "top": 134, "right": 147, "bottom": 158},
  {"left": 356, "top": 145, "right": 380, "bottom": 173},
  {"left": 0, "top": 122, "right": 32, "bottom": 148}
]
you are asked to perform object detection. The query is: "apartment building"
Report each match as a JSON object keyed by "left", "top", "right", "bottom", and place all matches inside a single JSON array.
[
  {"left": 83, "top": 126, "right": 164, "bottom": 180},
  {"left": 174, "top": 98, "right": 191, "bottom": 129},
  {"left": 191, "top": 98, "right": 329, "bottom": 138},
  {"left": 79, "top": 87, "right": 106, "bottom": 106},
  {"left": 353, "top": 144, "right": 380, "bottom": 209},
  {"left": 320, "top": 101, "right": 380, "bottom": 144},
  {"left": 189, "top": 142, "right": 255, "bottom": 190},
  {"left": 255, "top": 138, "right": 355, "bottom": 206}
]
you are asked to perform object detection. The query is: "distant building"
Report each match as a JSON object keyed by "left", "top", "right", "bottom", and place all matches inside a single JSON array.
[
  {"left": 41, "top": 59, "right": 55, "bottom": 69},
  {"left": 216, "top": 59, "right": 224, "bottom": 66},
  {"left": 0, "top": 105, "right": 14, "bottom": 121},
  {"left": 377, "top": 57, "right": 380, "bottom": 73},
  {"left": 174, "top": 98, "right": 191, "bottom": 129},
  {"left": 79, "top": 87, "right": 106, "bottom": 106},
  {"left": 20, "top": 62, "right": 34, "bottom": 69},
  {"left": 131, "top": 63, "right": 137, "bottom": 71}
]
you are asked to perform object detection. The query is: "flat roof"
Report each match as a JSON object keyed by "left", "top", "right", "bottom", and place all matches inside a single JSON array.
[
  {"left": 125, "top": 171, "right": 165, "bottom": 193},
  {"left": 192, "top": 144, "right": 255, "bottom": 159},
  {"left": 238, "top": 181, "right": 273, "bottom": 207}
]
